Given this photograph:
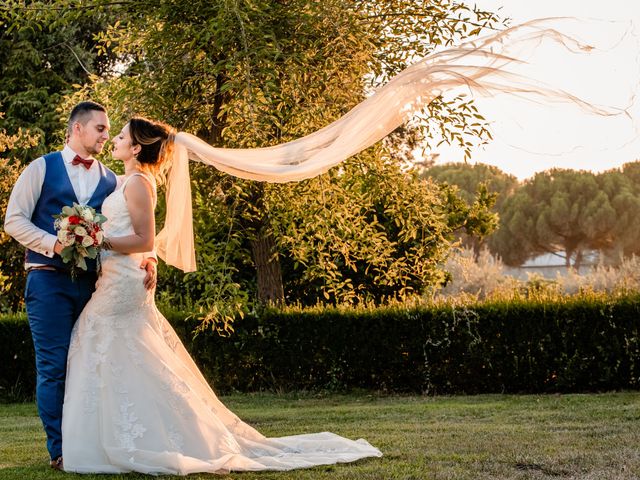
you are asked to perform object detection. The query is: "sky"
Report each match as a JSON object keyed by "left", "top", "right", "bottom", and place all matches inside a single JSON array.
[{"left": 431, "top": 1, "right": 640, "bottom": 180}]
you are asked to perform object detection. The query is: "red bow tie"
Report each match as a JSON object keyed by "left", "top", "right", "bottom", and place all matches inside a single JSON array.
[{"left": 71, "top": 155, "right": 94, "bottom": 169}]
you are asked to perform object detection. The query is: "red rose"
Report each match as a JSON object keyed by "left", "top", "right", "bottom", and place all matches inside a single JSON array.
[{"left": 69, "top": 216, "right": 81, "bottom": 225}]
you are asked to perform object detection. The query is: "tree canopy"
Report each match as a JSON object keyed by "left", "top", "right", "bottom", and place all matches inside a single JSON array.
[
  {"left": 1, "top": 1, "right": 505, "bottom": 322},
  {"left": 491, "top": 166, "right": 640, "bottom": 269},
  {"left": 422, "top": 162, "right": 517, "bottom": 256},
  {"left": 0, "top": 3, "right": 117, "bottom": 159}
]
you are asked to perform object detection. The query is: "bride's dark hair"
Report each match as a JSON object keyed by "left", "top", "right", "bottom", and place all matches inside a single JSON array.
[{"left": 128, "top": 116, "right": 176, "bottom": 183}]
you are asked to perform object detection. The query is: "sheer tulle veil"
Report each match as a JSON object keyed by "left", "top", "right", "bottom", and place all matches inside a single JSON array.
[{"left": 154, "top": 17, "right": 637, "bottom": 273}]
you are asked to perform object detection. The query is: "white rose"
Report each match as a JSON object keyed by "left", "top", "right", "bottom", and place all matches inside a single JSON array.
[
  {"left": 94, "top": 230, "right": 104, "bottom": 244},
  {"left": 74, "top": 226, "right": 87, "bottom": 236},
  {"left": 59, "top": 217, "right": 70, "bottom": 230},
  {"left": 81, "top": 235, "right": 94, "bottom": 247},
  {"left": 81, "top": 208, "right": 94, "bottom": 222},
  {"left": 59, "top": 231, "right": 75, "bottom": 247}
]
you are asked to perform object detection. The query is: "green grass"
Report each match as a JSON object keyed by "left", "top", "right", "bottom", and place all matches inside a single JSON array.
[{"left": 1, "top": 392, "right": 639, "bottom": 479}]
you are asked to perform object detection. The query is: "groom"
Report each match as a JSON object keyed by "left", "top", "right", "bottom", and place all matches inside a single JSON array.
[{"left": 3, "top": 101, "right": 157, "bottom": 470}]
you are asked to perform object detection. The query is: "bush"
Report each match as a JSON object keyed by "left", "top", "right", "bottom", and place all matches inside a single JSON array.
[
  {"left": 0, "top": 313, "right": 35, "bottom": 401},
  {"left": 3, "top": 295, "right": 640, "bottom": 401},
  {"left": 439, "top": 247, "right": 640, "bottom": 300},
  {"left": 559, "top": 256, "right": 640, "bottom": 294},
  {"left": 439, "top": 247, "right": 513, "bottom": 298}
]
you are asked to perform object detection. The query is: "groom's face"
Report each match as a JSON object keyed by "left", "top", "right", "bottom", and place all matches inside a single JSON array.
[{"left": 78, "top": 111, "right": 111, "bottom": 155}]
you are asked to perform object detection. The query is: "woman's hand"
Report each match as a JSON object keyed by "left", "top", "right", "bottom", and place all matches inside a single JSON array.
[{"left": 140, "top": 257, "right": 157, "bottom": 290}]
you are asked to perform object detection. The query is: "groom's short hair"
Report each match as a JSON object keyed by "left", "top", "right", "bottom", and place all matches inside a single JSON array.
[{"left": 67, "top": 101, "right": 107, "bottom": 135}]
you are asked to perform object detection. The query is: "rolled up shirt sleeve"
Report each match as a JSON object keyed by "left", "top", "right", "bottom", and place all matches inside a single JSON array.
[{"left": 3, "top": 158, "right": 58, "bottom": 258}]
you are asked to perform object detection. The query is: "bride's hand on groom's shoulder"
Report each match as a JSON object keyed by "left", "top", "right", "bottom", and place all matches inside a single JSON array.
[{"left": 140, "top": 257, "right": 157, "bottom": 290}]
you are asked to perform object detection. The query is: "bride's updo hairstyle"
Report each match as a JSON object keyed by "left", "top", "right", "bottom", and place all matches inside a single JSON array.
[{"left": 128, "top": 116, "right": 176, "bottom": 184}]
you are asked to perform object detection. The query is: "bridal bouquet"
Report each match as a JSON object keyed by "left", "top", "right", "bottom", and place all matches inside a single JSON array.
[{"left": 53, "top": 203, "right": 107, "bottom": 278}]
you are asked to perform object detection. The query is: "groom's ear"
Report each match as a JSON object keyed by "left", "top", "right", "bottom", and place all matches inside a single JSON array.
[{"left": 70, "top": 121, "right": 81, "bottom": 136}]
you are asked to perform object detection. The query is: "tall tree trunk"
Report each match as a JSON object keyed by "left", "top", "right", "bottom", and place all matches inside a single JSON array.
[
  {"left": 250, "top": 233, "right": 285, "bottom": 304},
  {"left": 471, "top": 237, "right": 482, "bottom": 262},
  {"left": 573, "top": 249, "right": 584, "bottom": 271},
  {"left": 564, "top": 248, "right": 573, "bottom": 268}
]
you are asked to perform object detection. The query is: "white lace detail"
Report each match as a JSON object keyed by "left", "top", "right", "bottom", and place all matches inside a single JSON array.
[
  {"left": 167, "top": 426, "right": 185, "bottom": 451},
  {"left": 81, "top": 376, "right": 101, "bottom": 414},
  {"left": 115, "top": 399, "right": 147, "bottom": 452},
  {"left": 159, "top": 365, "right": 193, "bottom": 419}
]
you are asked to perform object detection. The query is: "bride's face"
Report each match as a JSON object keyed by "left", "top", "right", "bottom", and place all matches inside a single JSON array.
[{"left": 111, "top": 123, "right": 140, "bottom": 162}]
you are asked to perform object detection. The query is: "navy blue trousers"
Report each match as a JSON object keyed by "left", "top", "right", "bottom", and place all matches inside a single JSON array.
[{"left": 25, "top": 270, "right": 97, "bottom": 460}]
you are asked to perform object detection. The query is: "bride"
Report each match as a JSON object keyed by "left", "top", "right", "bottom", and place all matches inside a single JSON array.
[{"left": 61, "top": 117, "right": 382, "bottom": 474}]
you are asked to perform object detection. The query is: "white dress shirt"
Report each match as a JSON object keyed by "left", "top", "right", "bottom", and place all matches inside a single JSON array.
[{"left": 4, "top": 145, "right": 103, "bottom": 267}]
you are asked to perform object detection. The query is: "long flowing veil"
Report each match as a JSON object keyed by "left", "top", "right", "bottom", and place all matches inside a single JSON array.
[{"left": 155, "top": 18, "right": 638, "bottom": 273}]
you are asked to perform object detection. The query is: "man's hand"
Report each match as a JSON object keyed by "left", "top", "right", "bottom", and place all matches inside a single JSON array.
[
  {"left": 53, "top": 240, "right": 63, "bottom": 255},
  {"left": 140, "top": 258, "right": 157, "bottom": 290}
]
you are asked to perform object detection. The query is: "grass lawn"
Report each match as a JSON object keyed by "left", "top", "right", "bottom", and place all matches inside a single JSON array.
[{"left": 1, "top": 392, "right": 639, "bottom": 479}]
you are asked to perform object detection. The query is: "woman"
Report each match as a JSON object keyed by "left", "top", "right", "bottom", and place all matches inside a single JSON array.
[{"left": 61, "top": 117, "right": 382, "bottom": 474}]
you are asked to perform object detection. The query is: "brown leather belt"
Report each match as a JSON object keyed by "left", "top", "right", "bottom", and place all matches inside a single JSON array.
[{"left": 27, "top": 266, "right": 65, "bottom": 273}]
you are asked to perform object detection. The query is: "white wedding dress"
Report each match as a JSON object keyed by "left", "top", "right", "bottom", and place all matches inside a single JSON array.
[{"left": 61, "top": 174, "right": 381, "bottom": 474}]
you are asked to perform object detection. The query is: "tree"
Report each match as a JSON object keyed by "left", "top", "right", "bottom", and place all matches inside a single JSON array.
[
  {"left": 492, "top": 169, "right": 618, "bottom": 269},
  {"left": 5, "top": 1, "right": 504, "bottom": 317},
  {"left": 424, "top": 162, "right": 518, "bottom": 208},
  {"left": 596, "top": 164, "right": 640, "bottom": 262},
  {"left": 621, "top": 161, "right": 640, "bottom": 188},
  {"left": 423, "top": 162, "right": 517, "bottom": 256},
  {"left": 0, "top": 1, "right": 117, "bottom": 160}
]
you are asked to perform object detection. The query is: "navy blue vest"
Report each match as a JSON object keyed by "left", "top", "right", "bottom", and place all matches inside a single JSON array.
[{"left": 26, "top": 151, "right": 117, "bottom": 271}]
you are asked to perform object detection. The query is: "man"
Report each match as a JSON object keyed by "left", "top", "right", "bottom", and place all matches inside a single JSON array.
[{"left": 4, "top": 101, "right": 157, "bottom": 470}]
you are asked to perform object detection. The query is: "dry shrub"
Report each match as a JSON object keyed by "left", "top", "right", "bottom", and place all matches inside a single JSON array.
[{"left": 437, "top": 247, "right": 640, "bottom": 302}]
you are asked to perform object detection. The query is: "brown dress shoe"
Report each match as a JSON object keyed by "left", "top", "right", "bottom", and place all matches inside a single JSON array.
[{"left": 50, "top": 456, "right": 64, "bottom": 471}]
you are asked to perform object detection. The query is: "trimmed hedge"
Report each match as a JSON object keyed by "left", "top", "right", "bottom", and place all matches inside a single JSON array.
[
  {"left": 3, "top": 296, "right": 640, "bottom": 401},
  {"left": 0, "top": 313, "right": 36, "bottom": 401}
]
